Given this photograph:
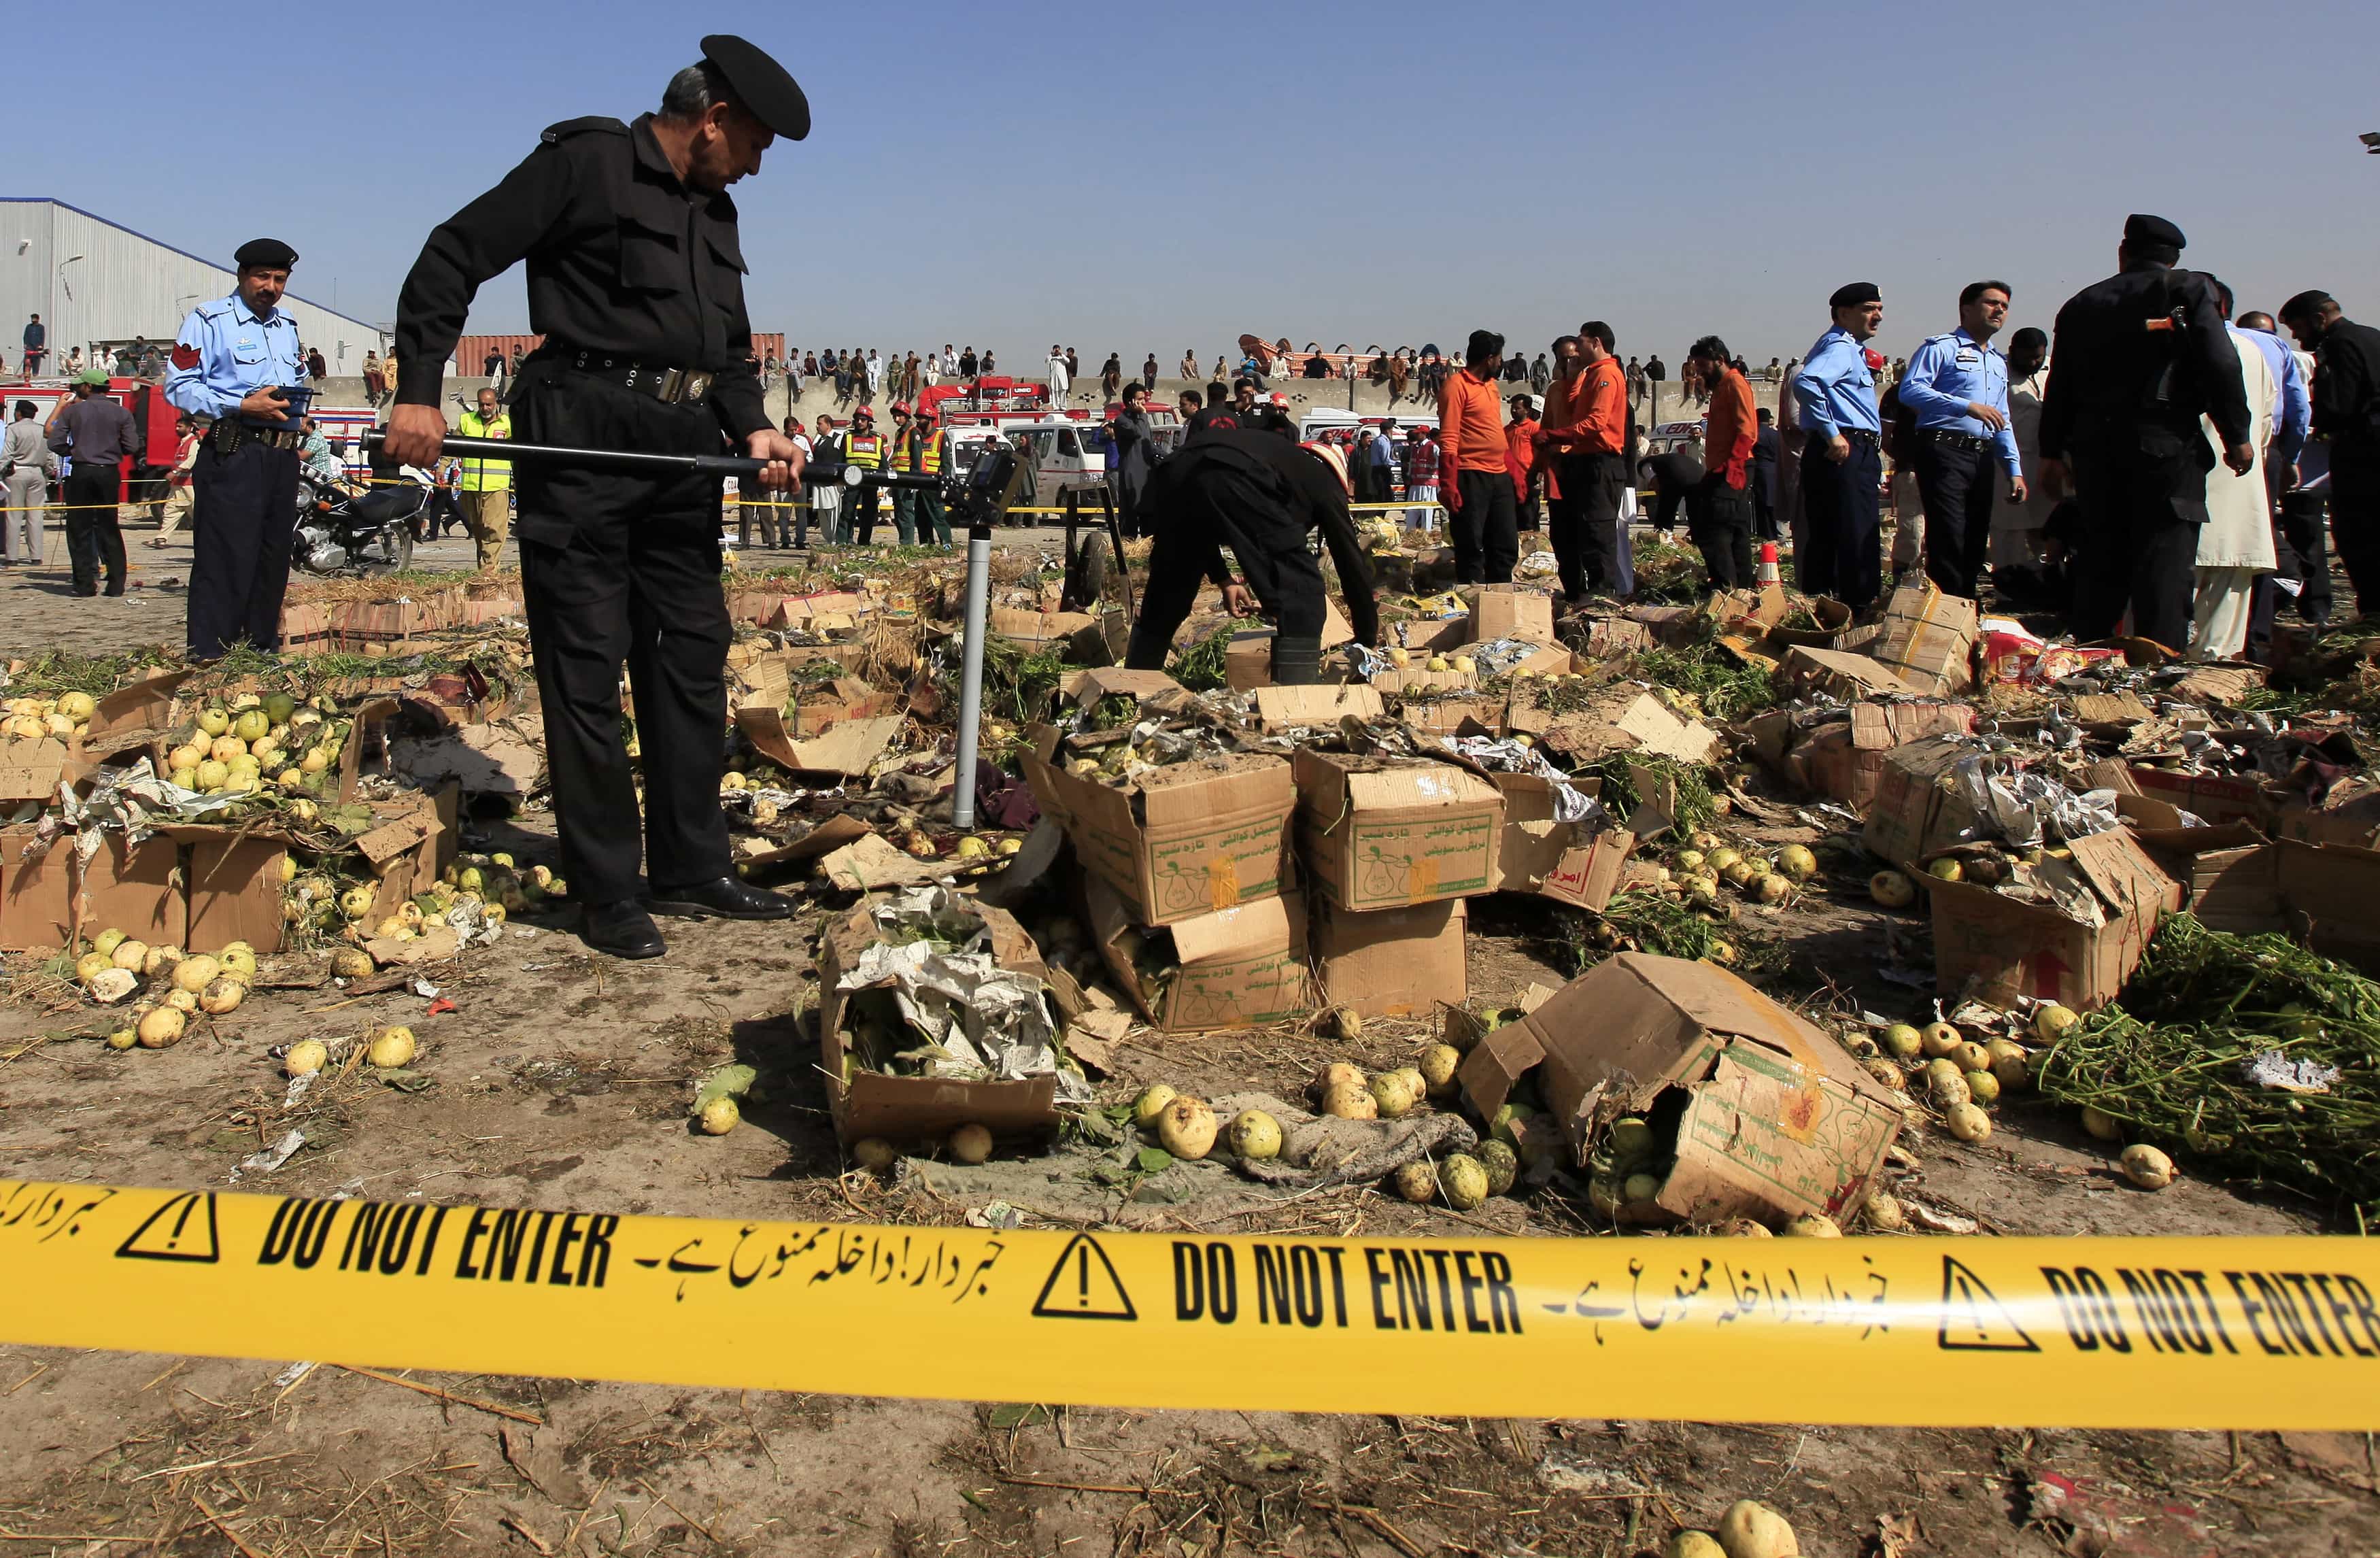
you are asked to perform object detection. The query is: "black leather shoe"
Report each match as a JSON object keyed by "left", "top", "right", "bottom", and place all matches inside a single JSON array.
[
  {"left": 646, "top": 876, "right": 796, "bottom": 921},
  {"left": 581, "top": 899, "right": 666, "bottom": 960}
]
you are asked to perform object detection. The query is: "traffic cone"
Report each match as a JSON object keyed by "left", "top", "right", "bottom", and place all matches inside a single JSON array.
[{"left": 1756, "top": 541, "right": 1781, "bottom": 587}]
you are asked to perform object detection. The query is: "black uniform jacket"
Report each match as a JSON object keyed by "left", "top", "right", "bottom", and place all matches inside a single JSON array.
[
  {"left": 2038, "top": 266, "right": 2249, "bottom": 462},
  {"left": 392, "top": 114, "right": 768, "bottom": 444},
  {"left": 1142, "top": 430, "right": 1379, "bottom": 645}
]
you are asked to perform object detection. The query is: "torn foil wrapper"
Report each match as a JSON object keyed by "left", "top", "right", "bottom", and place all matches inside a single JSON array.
[{"left": 2242, "top": 1050, "right": 2339, "bottom": 1095}]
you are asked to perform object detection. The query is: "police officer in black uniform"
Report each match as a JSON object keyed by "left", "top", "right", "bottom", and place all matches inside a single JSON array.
[
  {"left": 384, "top": 37, "right": 811, "bottom": 960},
  {"left": 2037, "top": 214, "right": 2252, "bottom": 651},
  {"left": 1123, "top": 414, "right": 1379, "bottom": 684}
]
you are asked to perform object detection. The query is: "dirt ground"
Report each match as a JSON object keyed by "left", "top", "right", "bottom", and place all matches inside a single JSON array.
[{"left": 3, "top": 537, "right": 2378, "bottom": 1556}]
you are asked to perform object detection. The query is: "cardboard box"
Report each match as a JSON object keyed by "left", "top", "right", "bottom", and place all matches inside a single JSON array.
[
  {"left": 1310, "top": 896, "right": 1465, "bottom": 1018},
  {"left": 2126, "top": 765, "right": 2268, "bottom": 829},
  {"left": 1869, "top": 583, "right": 1979, "bottom": 694},
  {"left": 0, "top": 738, "right": 82, "bottom": 805},
  {"left": 2120, "top": 795, "right": 2278, "bottom": 934},
  {"left": 1457, "top": 953, "right": 1903, "bottom": 1225},
  {"left": 75, "top": 832, "right": 186, "bottom": 950},
  {"left": 2273, "top": 774, "right": 2380, "bottom": 849},
  {"left": 1397, "top": 692, "right": 1503, "bottom": 739},
  {"left": 0, "top": 827, "right": 73, "bottom": 949},
  {"left": 1794, "top": 700, "right": 1977, "bottom": 809},
  {"left": 989, "top": 606, "right": 1104, "bottom": 660},
  {"left": 1224, "top": 630, "right": 1276, "bottom": 692},
  {"left": 1486, "top": 773, "right": 1631, "bottom": 910},
  {"left": 1861, "top": 735, "right": 1990, "bottom": 871},
  {"left": 1025, "top": 739, "right": 1294, "bottom": 926},
  {"left": 1252, "top": 683, "right": 1384, "bottom": 733},
  {"left": 1293, "top": 749, "right": 1503, "bottom": 911},
  {"left": 1775, "top": 645, "right": 1920, "bottom": 702},
  {"left": 1572, "top": 615, "right": 1655, "bottom": 660},
  {"left": 2275, "top": 839, "right": 2380, "bottom": 975},
  {"left": 815, "top": 895, "right": 1062, "bottom": 1143},
  {"left": 1468, "top": 586, "right": 1557, "bottom": 645},
  {"left": 1507, "top": 687, "right": 1720, "bottom": 766},
  {"left": 1930, "top": 828, "right": 2180, "bottom": 1011},
  {"left": 1085, "top": 876, "right": 1312, "bottom": 1032}
]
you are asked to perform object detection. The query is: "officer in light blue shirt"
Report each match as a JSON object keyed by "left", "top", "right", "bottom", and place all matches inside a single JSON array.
[
  {"left": 164, "top": 237, "right": 312, "bottom": 660},
  {"left": 2232, "top": 305, "right": 2311, "bottom": 477},
  {"left": 1896, "top": 281, "right": 2030, "bottom": 597},
  {"left": 1790, "top": 282, "right": 1887, "bottom": 605}
]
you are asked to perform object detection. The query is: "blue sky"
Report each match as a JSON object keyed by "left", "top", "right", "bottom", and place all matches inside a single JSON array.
[{"left": 25, "top": 0, "right": 2380, "bottom": 368}]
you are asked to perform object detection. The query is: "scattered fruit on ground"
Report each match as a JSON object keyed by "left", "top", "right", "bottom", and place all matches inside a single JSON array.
[
  {"left": 1226, "top": 1109, "right": 1282, "bottom": 1160},
  {"left": 948, "top": 1123, "right": 993, "bottom": 1164},
  {"left": 696, "top": 1096, "right": 740, "bottom": 1135},
  {"left": 367, "top": 1026, "right": 416, "bottom": 1068},
  {"left": 284, "top": 1039, "right": 328, "bottom": 1077},
  {"left": 1391, "top": 1161, "right": 1435, "bottom": 1202},
  {"left": 2121, "top": 1143, "right": 2176, "bottom": 1189},
  {"left": 1156, "top": 1096, "right": 1218, "bottom": 1159}
]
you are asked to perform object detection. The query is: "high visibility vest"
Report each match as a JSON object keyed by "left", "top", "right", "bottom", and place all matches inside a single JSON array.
[
  {"left": 844, "top": 432, "right": 884, "bottom": 471},
  {"left": 456, "top": 410, "right": 512, "bottom": 491},
  {"left": 917, "top": 431, "right": 941, "bottom": 475}
]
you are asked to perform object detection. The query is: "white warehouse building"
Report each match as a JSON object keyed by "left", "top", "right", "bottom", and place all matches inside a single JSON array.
[{"left": 0, "top": 198, "right": 381, "bottom": 377}]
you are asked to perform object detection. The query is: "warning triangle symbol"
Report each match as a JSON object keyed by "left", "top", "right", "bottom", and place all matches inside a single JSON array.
[
  {"left": 1937, "top": 1255, "right": 2039, "bottom": 1352},
  {"left": 1030, "top": 1232, "right": 1137, "bottom": 1321},
  {"left": 115, "top": 1191, "right": 221, "bottom": 1264}
]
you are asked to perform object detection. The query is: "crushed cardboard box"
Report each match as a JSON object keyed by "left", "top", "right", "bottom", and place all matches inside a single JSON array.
[
  {"left": 1458, "top": 953, "right": 1903, "bottom": 1226},
  {"left": 815, "top": 890, "right": 1070, "bottom": 1143},
  {"left": 1929, "top": 828, "right": 2180, "bottom": 1011},
  {"left": 1084, "top": 875, "right": 1312, "bottom": 1032}
]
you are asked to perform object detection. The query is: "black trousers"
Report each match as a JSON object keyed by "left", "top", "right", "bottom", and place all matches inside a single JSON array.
[
  {"left": 1124, "top": 467, "right": 1327, "bottom": 669},
  {"left": 2334, "top": 447, "right": 2380, "bottom": 621},
  {"left": 1450, "top": 467, "right": 1518, "bottom": 585},
  {"left": 62, "top": 464, "right": 126, "bottom": 595},
  {"left": 2067, "top": 429, "right": 2209, "bottom": 652},
  {"left": 514, "top": 371, "right": 734, "bottom": 906},
  {"left": 1914, "top": 434, "right": 1999, "bottom": 598},
  {"left": 187, "top": 439, "right": 299, "bottom": 654},
  {"left": 2248, "top": 489, "right": 2332, "bottom": 660},
  {"left": 1692, "top": 473, "right": 1756, "bottom": 590},
  {"left": 1752, "top": 480, "right": 1777, "bottom": 541},
  {"left": 736, "top": 490, "right": 795, "bottom": 548},
  {"left": 1799, "top": 432, "right": 1882, "bottom": 606},
  {"left": 851, "top": 477, "right": 886, "bottom": 543},
  {"left": 1550, "top": 452, "right": 1625, "bottom": 598}
]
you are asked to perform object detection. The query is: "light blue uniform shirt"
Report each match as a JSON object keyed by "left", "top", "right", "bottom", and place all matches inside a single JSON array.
[
  {"left": 2238, "top": 324, "right": 2311, "bottom": 470},
  {"left": 165, "top": 293, "right": 307, "bottom": 422},
  {"left": 1790, "top": 326, "right": 1880, "bottom": 439},
  {"left": 1897, "top": 328, "right": 2022, "bottom": 475}
]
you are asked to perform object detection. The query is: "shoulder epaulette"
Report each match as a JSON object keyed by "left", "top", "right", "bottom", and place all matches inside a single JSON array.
[{"left": 541, "top": 116, "right": 628, "bottom": 145}]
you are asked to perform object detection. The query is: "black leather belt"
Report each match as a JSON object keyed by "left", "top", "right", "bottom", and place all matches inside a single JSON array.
[
  {"left": 1925, "top": 428, "right": 1992, "bottom": 452},
  {"left": 209, "top": 421, "right": 303, "bottom": 454},
  {"left": 1822, "top": 428, "right": 1880, "bottom": 450},
  {"left": 557, "top": 345, "right": 712, "bottom": 405}
]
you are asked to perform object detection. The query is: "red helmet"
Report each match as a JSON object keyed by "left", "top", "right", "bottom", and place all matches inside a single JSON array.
[
  {"left": 852, "top": 406, "right": 874, "bottom": 424},
  {"left": 889, "top": 400, "right": 911, "bottom": 415}
]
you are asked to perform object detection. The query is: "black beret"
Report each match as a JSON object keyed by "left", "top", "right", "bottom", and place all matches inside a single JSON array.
[
  {"left": 1829, "top": 282, "right": 1881, "bottom": 309},
  {"left": 2277, "top": 290, "right": 2334, "bottom": 322},
  {"left": 233, "top": 238, "right": 298, "bottom": 270},
  {"left": 2124, "top": 214, "right": 2187, "bottom": 251},
  {"left": 701, "top": 34, "right": 809, "bottom": 140}
]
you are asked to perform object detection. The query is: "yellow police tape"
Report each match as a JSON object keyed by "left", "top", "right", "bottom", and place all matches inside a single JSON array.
[{"left": 2, "top": 1180, "right": 2373, "bottom": 1429}]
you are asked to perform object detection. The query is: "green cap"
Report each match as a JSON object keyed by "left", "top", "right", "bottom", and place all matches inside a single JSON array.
[{"left": 75, "top": 367, "right": 109, "bottom": 388}]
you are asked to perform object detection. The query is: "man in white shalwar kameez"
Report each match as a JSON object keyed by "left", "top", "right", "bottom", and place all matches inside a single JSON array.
[{"left": 2192, "top": 311, "right": 2278, "bottom": 660}]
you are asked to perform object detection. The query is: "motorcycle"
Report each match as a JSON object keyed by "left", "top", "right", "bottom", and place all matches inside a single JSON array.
[{"left": 291, "top": 467, "right": 454, "bottom": 575}]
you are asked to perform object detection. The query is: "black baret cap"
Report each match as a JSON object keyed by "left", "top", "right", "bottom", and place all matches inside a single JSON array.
[
  {"left": 701, "top": 34, "right": 810, "bottom": 140},
  {"left": 233, "top": 238, "right": 298, "bottom": 270},
  {"left": 1829, "top": 282, "right": 1881, "bottom": 309},
  {"left": 2123, "top": 214, "right": 2186, "bottom": 251}
]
